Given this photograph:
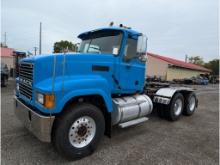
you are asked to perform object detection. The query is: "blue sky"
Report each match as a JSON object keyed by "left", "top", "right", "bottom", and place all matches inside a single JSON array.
[{"left": 1, "top": 0, "right": 219, "bottom": 61}]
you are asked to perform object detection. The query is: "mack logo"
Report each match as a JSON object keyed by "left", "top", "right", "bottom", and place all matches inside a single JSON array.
[{"left": 20, "top": 78, "right": 32, "bottom": 87}]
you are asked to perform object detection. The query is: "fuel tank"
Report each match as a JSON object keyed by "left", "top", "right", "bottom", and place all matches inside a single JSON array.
[{"left": 112, "top": 94, "right": 153, "bottom": 125}]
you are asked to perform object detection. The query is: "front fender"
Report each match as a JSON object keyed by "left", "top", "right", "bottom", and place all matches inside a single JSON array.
[
  {"left": 58, "top": 88, "right": 112, "bottom": 113},
  {"left": 35, "top": 75, "right": 113, "bottom": 114}
]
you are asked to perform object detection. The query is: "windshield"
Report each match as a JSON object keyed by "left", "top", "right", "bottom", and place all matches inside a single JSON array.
[{"left": 78, "top": 30, "right": 123, "bottom": 55}]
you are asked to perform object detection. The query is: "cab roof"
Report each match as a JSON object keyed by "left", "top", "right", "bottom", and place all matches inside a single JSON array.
[{"left": 78, "top": 27, "right": 141, "bottom": 39}]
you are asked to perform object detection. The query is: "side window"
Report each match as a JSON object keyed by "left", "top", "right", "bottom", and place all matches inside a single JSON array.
[{"left": 124, "top": 37, "right": 137, "bottom": 60}]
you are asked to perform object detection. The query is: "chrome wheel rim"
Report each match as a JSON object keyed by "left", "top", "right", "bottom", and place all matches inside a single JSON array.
[
  {"left": 189, "top": 96, "right": 196, "bottom": 111},
  {"left": 174, "top": 99, "right": 183, "bottom": 116},
  {"left": 68, "top": 116, "right": 96, "bottom": 148}
]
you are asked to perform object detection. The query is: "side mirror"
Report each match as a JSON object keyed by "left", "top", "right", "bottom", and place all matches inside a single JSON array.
[{"left": 137, "top": 35, "right": 147, "bottom": 55}]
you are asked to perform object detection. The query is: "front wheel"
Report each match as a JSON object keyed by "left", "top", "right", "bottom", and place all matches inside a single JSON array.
[{"left": 53, "top": 103, "right": 105, "bottom": 159}]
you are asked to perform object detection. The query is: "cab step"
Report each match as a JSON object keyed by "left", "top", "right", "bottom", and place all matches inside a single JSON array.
[{"left": 119, "top": 117, "right": 149, "bottom": 128}]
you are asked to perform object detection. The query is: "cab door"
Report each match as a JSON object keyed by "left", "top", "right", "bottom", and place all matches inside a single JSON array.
[{"left": 118, "top": 35, "right": 146, "bottom": 93}]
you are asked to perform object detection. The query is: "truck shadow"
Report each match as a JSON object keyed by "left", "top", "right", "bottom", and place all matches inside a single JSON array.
[{"left": 105, "top": 109, "right": 160, "bottom": 144}]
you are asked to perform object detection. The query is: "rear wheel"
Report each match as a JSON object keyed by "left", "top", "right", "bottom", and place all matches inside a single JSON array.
[
  {"left": 53, "top": 103, "right": 105, "bottom": 159},
  {"left": 183, "top": 92, "right": 197, "bottom": 116},
  {"left": 165, "top": 93, "right": 184, "bottom": 121}
]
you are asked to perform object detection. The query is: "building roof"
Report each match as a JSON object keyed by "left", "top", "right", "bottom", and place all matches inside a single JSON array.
[
  {"left": 1, "top": 47, "right": 14, "bottom": 57},
  {"left": 147, "top": 52, "right": 211, "bottom": 73}
]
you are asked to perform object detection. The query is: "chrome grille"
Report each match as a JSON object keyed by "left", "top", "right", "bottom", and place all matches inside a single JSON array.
[{"left": 19, "top": 62, "right": 33, "bottom": 100}]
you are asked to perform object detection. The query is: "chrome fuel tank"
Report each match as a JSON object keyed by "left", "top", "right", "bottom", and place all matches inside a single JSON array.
[{"left": 112, "top": 94, "right": 153, "bottom": 125}]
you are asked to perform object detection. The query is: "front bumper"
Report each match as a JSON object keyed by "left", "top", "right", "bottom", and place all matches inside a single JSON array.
[{"left": 14, "top": 96, "right": 55, "bottom": 142}]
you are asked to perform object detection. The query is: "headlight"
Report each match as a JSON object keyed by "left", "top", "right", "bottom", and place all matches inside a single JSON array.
[
  {"left": 36, "top": 93, "right": 44, "bottom": 104},
  {"left": 36, "top": 92, "right": 55, "bottom": 109}
]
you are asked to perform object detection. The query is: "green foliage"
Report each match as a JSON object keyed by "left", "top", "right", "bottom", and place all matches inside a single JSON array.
[
  {"left": 53, "top": 40, "right": 77, "bottom": 53},
  {"left": 188, "top": 56, "right": 204, "bottom": 65},
  {"left": 188, "top": 56, "right": 219, "bottom": 75},
  {"left": 204, "top": 59, "right": 219, "bottom": 75}
]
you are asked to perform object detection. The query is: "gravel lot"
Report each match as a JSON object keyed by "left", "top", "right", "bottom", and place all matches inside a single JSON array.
[{"left": 1, "top": 80, "right": 219, "bottom": 165}]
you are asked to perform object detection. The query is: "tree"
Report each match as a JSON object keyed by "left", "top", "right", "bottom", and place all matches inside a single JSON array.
[
  {"left": 53, "top": 40, "right": 77, "bottom": 53},
  {"left": 188, "top": 56, "right": 204, "bottom": 65},
  {"left": 204, "top": 59, "right": 219, "bottom": 75}
]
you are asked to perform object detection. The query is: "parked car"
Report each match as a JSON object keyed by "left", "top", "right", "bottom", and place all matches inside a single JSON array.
[
  {"left": 1, "top": 63, "right": 9, "bottom": 87},
  {"left": 201, "top": 77, "right": 209, "bottom": 85},
  {"left": 192, "top": 76, "right": 209, "bottom": 85}
]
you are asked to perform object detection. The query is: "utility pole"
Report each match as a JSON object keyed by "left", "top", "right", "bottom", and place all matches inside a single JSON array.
[
  {"left": 34, "top": 47, "right": 38, "bottom": 55},
  {"left": 4, "top": 32, "right": 7, "bottom": 47},
  {"left": 185, "top": 54, "right": 188, "bottom": 63},
  {"left": 39, "top": 22, "right": 42, "bottom": 54}
]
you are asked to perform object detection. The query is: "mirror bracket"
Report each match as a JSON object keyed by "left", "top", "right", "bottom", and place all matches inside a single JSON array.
[{"left": 138, "top": 55, "right": 147, "bottom": 62}]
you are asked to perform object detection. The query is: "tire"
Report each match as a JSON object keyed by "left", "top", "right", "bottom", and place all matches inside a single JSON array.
[
  {"left": 4, "top": 75, "right": 8, "bottom": 87},
  {"left": 1, "top": 75, "right": 6, "bottom": 87},
  {"left": 166, "top": 93, "right": 184, "bottom": 121},
  {"left": 53, "top": 103, "right": 105, "bottom": 159},
  {"left": 183, "top": 92, "right": 197, "bottom": 116}
]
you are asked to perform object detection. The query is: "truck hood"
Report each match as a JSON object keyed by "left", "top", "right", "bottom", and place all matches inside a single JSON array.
[
  {"left": 21, "top": 52, "right": 113, "bottom": 63},
  {"left": 21, "top": 52, "right": 115, "bottom": 84}
]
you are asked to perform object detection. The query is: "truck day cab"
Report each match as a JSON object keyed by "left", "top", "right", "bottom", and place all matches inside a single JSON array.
[{"left": 14, "top": 25, "right": 198, "bottom": 159}]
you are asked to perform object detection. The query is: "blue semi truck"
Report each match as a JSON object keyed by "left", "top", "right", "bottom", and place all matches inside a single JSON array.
[{"left": 14, "top": 25, "right": 198, "bottom": 159}]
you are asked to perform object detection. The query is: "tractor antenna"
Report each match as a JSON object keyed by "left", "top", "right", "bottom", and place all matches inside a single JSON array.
[{"left": 109, "top": 22, "right": 114, "bottom": 26}]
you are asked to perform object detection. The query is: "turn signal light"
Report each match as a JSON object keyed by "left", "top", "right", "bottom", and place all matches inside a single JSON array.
[{"left": 44, "top": 94, "right": 55, "bottom": 109}]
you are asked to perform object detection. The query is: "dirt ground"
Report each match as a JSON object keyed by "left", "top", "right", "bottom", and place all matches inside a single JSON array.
[{"left": 1, "top": 80, "right": 219, "bottom": 165}]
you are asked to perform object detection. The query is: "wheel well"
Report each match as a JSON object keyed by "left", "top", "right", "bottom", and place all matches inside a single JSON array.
[{"left": 52, "top": 95, "right": 112, "bottom": 139}]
